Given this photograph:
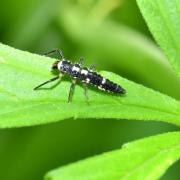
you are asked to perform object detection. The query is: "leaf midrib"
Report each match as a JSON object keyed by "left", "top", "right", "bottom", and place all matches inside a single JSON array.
[{"left": 1, "top": 98, "right": 180, "bottom": 119}]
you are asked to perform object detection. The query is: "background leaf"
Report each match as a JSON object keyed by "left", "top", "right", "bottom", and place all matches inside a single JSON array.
[
  {"left": 45, "top": 132, "right": 180, "bottom": 180},
  {"left": 6, "top": 0, "right": 60, "bottom": 49},
  {"left": 0, "top": 43, "right": 180, "bottom": 128},
  {"left": 137, "top": 0, "right": 180, "bottom": 77}
]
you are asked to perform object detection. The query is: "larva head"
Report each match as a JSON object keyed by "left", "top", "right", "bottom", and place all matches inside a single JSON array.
[
  {"left": 51, "top": 60, "right": 60, "bottom": 71},
  {"left": 52, "top": 60, "right": 71, "bottom": 73}
]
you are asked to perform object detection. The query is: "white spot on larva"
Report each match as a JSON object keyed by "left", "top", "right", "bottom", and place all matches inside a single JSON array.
[
  {"left": 102, "top": 78, "right": 106, "bottom": 84},
  {"left": 81, "top": 69, "right": 88, "bottom": 75},
  {"left": 72, "top": 66, "right": 80, "bottom": 72},
  {"left": 98, "top": 86, "right": 105, "bottom": 91},
  {"left": 0, "top": 57, "right": 5, "bottom": 63},
  {"left": 57, "top": 61, "right": 63, "bottom": 70},
  {"left": 86, "top": 78, "right": 90, "bottom": 83}
]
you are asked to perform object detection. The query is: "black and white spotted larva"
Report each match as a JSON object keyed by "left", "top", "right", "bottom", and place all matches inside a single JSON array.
[{"left": 34, "top": 49, "right": 126, "bottom": 102}]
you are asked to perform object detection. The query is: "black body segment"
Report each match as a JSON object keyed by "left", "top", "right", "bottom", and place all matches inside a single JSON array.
[{"left": 59, "top": 60, "right": 126, "bottom": 94}]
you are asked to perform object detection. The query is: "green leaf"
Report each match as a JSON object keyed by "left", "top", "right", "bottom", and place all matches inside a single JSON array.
[
  {"left": 0, "top": 43, "right": 180, "bottom": 128},
  {"left": 44, "top": 132, "right": 180, "bottom": 180},
  {"left": 137, "top": 0, "right": 180, "bottom": 77}
]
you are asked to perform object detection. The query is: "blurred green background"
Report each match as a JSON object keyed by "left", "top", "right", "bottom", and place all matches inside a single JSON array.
[{"left": 0, "top": 0, "right": 180, "bottom": 179}]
